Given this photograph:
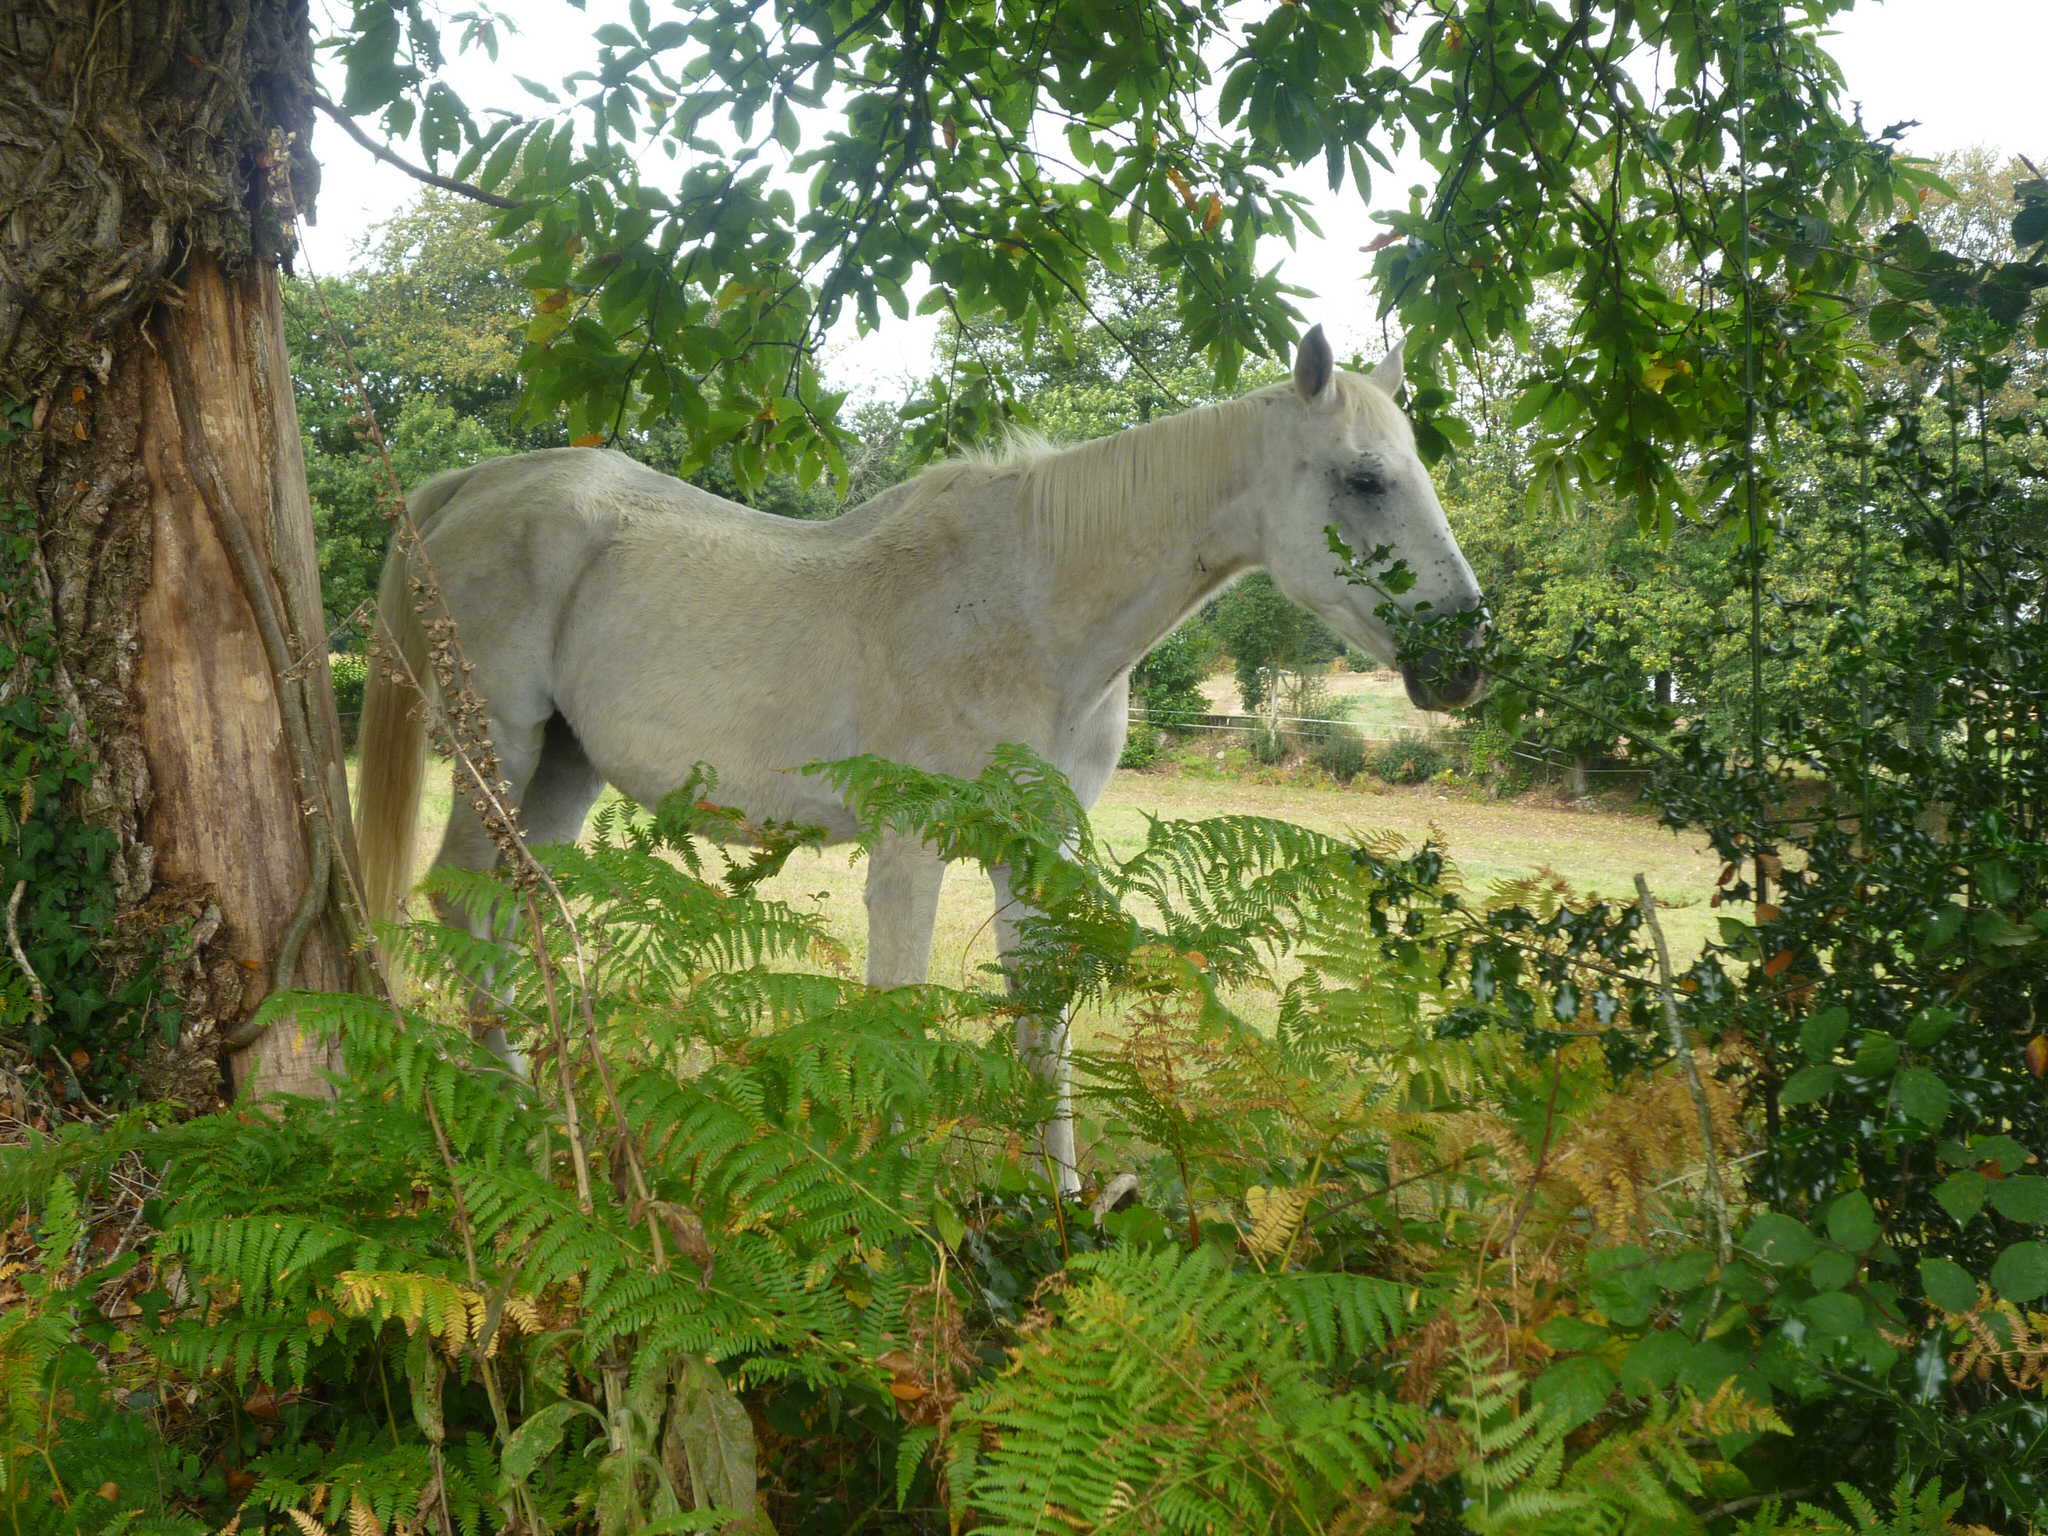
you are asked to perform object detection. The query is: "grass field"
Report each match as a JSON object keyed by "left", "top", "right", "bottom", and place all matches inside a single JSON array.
[
  {"left": 1197, "top": 667, "right": 1452, "bottom": 739},
  {"left": 392, "top": 752, "right": 1723, "bottom": 1004}
]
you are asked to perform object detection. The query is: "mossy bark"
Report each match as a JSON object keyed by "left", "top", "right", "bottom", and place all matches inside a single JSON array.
[{"left": 1, "top": 0, "right": 365, "bottom": 1100}]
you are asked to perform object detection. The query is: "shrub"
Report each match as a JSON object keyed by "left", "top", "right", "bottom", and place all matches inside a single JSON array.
[
  {"left": 1247, "top": 722, "right": 1290, "bottom": 763},
  {"left": 329, "top": 650, "right": 368, "bottom": 715},
  {"left": 1312, "top": 726, "right": 1368, "bottom": 782},
  {"left": 1278, "top": 670, "right": 1342, "bottom": 745},
  {"left": 1131, "top": 625, "right": 1212, "bottom": 730},
  {"left": 1119, "top": 718, "right": 1162, "bottom": 769},
  {"left": 1373, "top": 735, "right": 1444, "bottom": 784}
]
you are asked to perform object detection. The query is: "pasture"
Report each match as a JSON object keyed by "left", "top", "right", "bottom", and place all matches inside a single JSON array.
[{"left": 393, "top": 749, "right": 1724, "bottom": 998}]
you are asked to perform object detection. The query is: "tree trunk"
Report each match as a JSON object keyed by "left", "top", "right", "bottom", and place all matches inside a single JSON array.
[{"left": 1, "top": 0, "right": 363, "bottom": 1103}]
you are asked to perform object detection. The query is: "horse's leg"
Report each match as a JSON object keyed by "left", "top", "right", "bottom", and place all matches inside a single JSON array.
[
  {"left": 863, "top": 833, "right": 946, "bottom": 989},
  {"left": 429, "top": 714, "right": 548, "bottom": 1072},
  {"left": 991, "top": 863, "right": 1081, "bottom": 1197},
  {"left": 521, "top": 714, "right": 608, "bottom": 850}
]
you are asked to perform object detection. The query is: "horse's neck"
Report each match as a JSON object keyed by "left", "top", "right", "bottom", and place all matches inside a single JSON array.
[{"left": 993, "top": 406, "right": 1267, "bottom": 691}]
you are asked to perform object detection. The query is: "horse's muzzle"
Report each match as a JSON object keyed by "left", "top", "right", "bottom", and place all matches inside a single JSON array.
[{"left": 1401, "top": 652, "right": 1488, "bottom": 712}]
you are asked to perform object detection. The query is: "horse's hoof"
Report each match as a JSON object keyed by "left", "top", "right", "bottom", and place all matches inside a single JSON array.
[{"left": 1089, "top": 1171, "right": 1141, "bottom": 1224}]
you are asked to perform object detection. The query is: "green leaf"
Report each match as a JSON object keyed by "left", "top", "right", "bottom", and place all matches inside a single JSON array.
[
  {"left": 1537, "top": 1317, "right": 1610, "bottom": 1352},
  {"left": 1970, "top": 1136, "right": 2032, "bottom": 1175},
  {"left": 1825, "top": 1191, "right": 1878, "bottom": 1251},
  {"left": 1904, "top": 1006, "right": 1958, "bottom": 1047},
  {"left": 1919, "top": 1257, "right": 1978, "bottom": 1313},
  {"left": 1532, "top": 1356, "right": 1614, "bottom": 1431},
  {"left": 1989, "top": 1241, "right": 2048, "bottom": 1304},
  {"left": 405, "top": 1329, "right": 444, "bottom": 1445},
  {"left": 1867, "top": 299, "right": 1921, "bottom": 344},
  {"left": 1652, "top": 1250, "right": 1715, "bottom": 1294},
  {"left": 1743, "top": 1213, "right": 1818, "bottom": 1267},
  {"left": 1808, "top": 1249, "right": 1855, "bottom": 1291},
  {"left": 1892, "top": 1067, "right": 1950, "bottom": 1128},
  {"left": 1779, "top": 1064, "right": 1838, "bottom": 1106},
  {"left": 1619, "top": 1329, "right": 1691, "bottom": 1393},
  {"left": 1798, "top": 1006, "right": 1849, "bottom": 1060},
  {"left": 670, "top": 1358, "right": 760, "bottom": 1517},
  {"left": 1988, "top": 1176, "right": 2048, "bottom": 1225},
  {"left": 1803, "top": 1290, "right": 1863, "bottom": 1338},
  {"left": 501, "top": 1398, "right": 599, "bottom": 1484},
  {"left": 1934, "top": 1171, "right": 1989, "bottom": 1226},
  {"left": 1588, "top": 1245, "right": 1657, "bottom": 1327}
]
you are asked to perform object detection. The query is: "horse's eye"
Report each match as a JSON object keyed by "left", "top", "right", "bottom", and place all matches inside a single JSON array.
[{"left": 1345, "top": 469, "right": 1385, "bottom": 497}]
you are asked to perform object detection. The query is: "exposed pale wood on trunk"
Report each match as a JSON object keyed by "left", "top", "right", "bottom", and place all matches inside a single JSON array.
[{"left": 134, "top": 251, "right": 357, "bottom": 1097}]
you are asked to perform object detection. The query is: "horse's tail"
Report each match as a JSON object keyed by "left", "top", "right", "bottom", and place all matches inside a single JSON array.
[{"left": 356, "top": 465, "right": 477, "bottom": 925}]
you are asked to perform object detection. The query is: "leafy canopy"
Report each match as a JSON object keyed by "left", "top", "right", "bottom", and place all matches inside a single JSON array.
[{"left": 324, "top": 0, "right": 1941, "bottom": 511}]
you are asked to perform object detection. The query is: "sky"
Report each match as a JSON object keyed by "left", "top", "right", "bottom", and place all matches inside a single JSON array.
[{"left": 300, "top": 0, "right": 2048, "bottom": 390}]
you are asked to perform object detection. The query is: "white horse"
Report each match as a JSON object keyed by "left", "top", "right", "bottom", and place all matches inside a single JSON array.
[{"left": 355, "top": 325, "right": 1485, "bottom": 1191}]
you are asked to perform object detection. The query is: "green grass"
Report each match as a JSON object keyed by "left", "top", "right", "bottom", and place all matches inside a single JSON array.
[{"left": 384, "top": 754, "right": 1722, "bottom": 1004}]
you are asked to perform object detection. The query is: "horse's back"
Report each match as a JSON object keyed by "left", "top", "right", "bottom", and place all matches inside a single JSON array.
[{"left": 415, "top": 450, "right": 697, "bottom": 723}]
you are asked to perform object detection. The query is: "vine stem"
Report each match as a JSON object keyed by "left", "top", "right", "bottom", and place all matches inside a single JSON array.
[
  {"left": 4, "top": 880, "right": 46, "bottom": 1019},
  {"left": 1634, "top": 873, "right": 1731, "bottom": 1263}
]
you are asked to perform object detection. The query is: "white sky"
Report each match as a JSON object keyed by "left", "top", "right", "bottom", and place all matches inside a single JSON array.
[{"left": 302, "top": 0, "right": 2048, "bottom": 390}]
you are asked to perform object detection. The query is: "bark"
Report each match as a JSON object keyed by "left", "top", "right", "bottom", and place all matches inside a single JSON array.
[{"left": 1, "top": 0, "right": 363, "bottom": 1101}]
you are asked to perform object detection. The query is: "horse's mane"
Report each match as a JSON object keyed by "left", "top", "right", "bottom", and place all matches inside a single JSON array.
[{"left": 892, "top": 370, "right": 1410, "bottom": 558}]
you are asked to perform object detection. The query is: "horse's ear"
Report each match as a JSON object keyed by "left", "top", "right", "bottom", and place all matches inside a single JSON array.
[
  {"left": 1293, "top": 325, "right": 1335, "bottom": 404},
  {"left": 1367, "top": 333, "right": 1408, "bottom": 396}
]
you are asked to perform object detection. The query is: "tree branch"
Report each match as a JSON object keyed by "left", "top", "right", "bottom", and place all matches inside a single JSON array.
[{"left": 310, "top": 94, "right": 522, "bottom": 211}]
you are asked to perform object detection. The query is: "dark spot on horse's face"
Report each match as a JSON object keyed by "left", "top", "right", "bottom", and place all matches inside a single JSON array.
[
  {"left": 1327, "top": 459, "right": 1391, "bottom": 524},
  {"left": 1344, "top": 466, "right": 1387, "bottom": 499}
]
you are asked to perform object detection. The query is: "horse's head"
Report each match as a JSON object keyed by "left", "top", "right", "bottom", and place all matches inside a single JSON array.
[{"left": 1257, "top": 325, "right": 1487, "bottom": 712}]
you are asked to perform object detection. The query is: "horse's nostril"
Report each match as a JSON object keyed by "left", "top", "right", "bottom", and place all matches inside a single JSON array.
[{"left": 1400, "top": 655, "right": 1488, "bottom": 712}]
